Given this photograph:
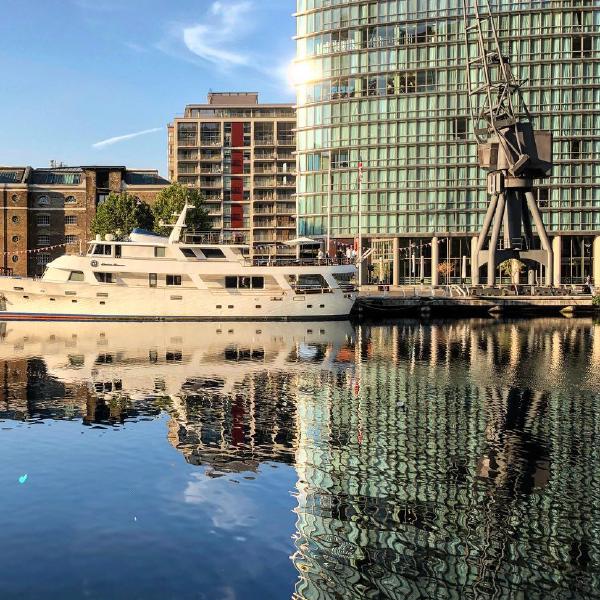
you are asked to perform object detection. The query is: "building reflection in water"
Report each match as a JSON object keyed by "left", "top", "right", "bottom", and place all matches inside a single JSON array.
[{"left": 0, "top": 318, "right": 598, "bottom": 598}]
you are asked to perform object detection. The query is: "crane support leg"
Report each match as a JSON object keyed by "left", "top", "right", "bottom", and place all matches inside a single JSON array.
[
  {"left": 521, "top": 194, "right": 534, "bottom": 249},
  {"left": 525, "top": 191, "right": 553, "bottom": 286},
  {"left": 487, "top": 193, "right": 506, "bottom": 287},
  {"left": 477, "top": 194, "right": 498, "bottom": 253}
]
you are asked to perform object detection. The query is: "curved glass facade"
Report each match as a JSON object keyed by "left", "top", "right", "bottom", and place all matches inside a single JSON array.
[{"left": 295, "top": 1, "right": 600, "bottom": 284}]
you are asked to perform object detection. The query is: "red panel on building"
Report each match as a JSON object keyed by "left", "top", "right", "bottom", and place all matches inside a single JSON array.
[
  {"left": 231, "top": 204, "right": 244, "bottom": 229},
  {"left": 232, "top": 150, "right": 243, "bottom": 174},
  {"left": 231, "top": 176, "right": 244, "bottom": 201},
  {"left": 232, "top": 122, "right": 244, "bottom": 147}
]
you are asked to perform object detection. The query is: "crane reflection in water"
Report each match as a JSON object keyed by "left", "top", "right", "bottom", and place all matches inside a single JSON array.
[{"left": 0, "top": 318, "right": 598, "bottom": 599}]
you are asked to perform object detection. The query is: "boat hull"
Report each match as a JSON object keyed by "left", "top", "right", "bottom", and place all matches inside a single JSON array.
[{"left": 0, "top": 280, "right": 356, "bottom": 321}]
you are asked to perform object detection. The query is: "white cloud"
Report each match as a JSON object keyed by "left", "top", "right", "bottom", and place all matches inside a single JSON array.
[
  {"left": 181, "top": 1, "right": 254, "bottom": 68},
  {"left": 92, "top": 127, "right": 162, "bottom": 149},
  {"left": 184, "top": 473, "right": 257, "bottom": 530}
]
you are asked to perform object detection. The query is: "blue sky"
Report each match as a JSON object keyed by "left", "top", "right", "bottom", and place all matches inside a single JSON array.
[{"left": 0, "top": 0, "right": 296, "bottom": 176}]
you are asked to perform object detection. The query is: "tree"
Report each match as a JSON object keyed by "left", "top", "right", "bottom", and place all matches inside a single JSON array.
[
  {"left": 151, "top": 183, "right": 211, "bottom": 236},
  {"left": 498, "top": 259, "right": 525, "bottom": 284},
  {"left": 91, "top": 192, "right": 154, "bottom": 239},
  {"left": 437, "top": 261, "right": 455, "bottom": 284}
]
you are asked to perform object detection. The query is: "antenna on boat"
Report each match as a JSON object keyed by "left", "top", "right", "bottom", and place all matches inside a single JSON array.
[{"left": 166, "top": 203, "right": 193, "bottom": 244}]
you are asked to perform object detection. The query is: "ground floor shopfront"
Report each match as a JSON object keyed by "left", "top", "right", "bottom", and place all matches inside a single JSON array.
[{"left": 335, "top": 234, "right": 599, "bottom": 287}]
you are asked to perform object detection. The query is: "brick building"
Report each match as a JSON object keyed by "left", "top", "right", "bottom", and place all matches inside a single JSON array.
[
  {"left": 168, "top": 92, "right": 297, "bottom": 260},
  {"left": 0, "top": 165, "right": 169, "bottom": 276}
]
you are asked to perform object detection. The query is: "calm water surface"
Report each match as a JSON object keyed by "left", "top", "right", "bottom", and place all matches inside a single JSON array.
[{"left": 0, "top": 318, "right": 598, "bottom": 599}]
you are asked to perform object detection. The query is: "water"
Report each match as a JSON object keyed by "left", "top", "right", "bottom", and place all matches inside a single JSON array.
[{"left": 0, "top": 318, "right": 598, "bottom": 599}]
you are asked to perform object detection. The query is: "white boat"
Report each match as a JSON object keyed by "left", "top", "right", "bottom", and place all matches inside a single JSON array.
[{"left": 0, "top": 205, "right": 357, "bottom": 321}]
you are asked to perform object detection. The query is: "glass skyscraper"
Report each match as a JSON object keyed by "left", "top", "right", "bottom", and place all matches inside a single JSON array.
[{"left": 294, "top": 0, "right": 599, "bottom": 285}]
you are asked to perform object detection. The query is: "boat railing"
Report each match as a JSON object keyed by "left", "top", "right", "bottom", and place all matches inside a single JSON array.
[
  {"left": 184, "top": 231, "right": 250, "bottom": 245},
  {"left": 251, "top": 257, "right": 355, "bottom": 267}
]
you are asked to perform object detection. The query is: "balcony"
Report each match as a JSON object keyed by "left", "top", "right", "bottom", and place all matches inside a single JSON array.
[
  {"left": 200, "top": 167, "right": 222, "bottom": 174},
  {"left": 254, "top": 167, "right": 276, "bottom": 175},
  {"left": 200, "top": 138, "right": 222, "bottom": 147},
  {"left": 254, "top": 178, "right": 276, "bottom": 188},
  {"left": 277, "top": 218, "right": 295, "bottom": 228},
  {"left": 277, "top": 152, "right": 294, "bottom": 160},
  {"left": 276, "top": 207, "right": 296, "bottom": 215},
  {"left": 253, "top": 233, "right": 277, "bottom": 242},
  {"left": 178, "top": 167, "right": 197, "bottom": 175},
  {"left": 254, "top": 207, "right": 275, "bottom": 215},
  {"left": 255, "top": 152, "right": 275, "bottom": 160},
  {"left": 199, "top": 180, "right": 223, "bottom": 189},
  {"left": 254, "top": 137, "right": 275, "bottom": 146},
  {"left": 178, "top": 152, "right": 198, "bottom": 161},
  {"left": 277, "top": 136, "right": 296, "bottom": 146},
  {"left": 178, "top": 139, "right": 197, "bottom": 148},
  {"left": 276, "top": 166, "right": 296, "bottom": 174},
  {"left": 276, "top": 177, "right": 296, "bottom": 188},
  {"left": 254, "top": 218, "right": 276, "bottom": 228}
]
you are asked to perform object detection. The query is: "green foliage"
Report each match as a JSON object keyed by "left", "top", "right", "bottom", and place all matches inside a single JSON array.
[
  {"left": 592, "top": 295, "right": 600, "bottom": 306},
  {"left": 151, "top": 183, "right": 211, "bottom": 236},
  {"left": 498, "top": 259, "right": 526, "bottom": 278},
  {"left": 91, "top": 192, "right": 154, "bottom": 239}
]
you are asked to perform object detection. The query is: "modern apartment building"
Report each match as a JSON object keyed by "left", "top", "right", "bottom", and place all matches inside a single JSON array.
[
  {"left": 168, "top": 93, "right": 297, "bottom": 259},
  {"left": 0, "top": 165, "right": 169, "bottom": 277},
  {"left": 294, "top": 1, "right": 600, "bottom": 285}
]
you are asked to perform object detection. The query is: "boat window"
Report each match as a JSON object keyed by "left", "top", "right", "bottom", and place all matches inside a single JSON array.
[
  {"left": 154, "top": 247, "right": 166, "bottom": 258},
  {"left": 181, "top": 248, "right": 197, "bottom": 258},
  {"left": 68, "top": 271, "right": 84, "bottom": 282},
  {"left": 149, "top": 273, "right": 157, "bottom": 288},
  {"left": 115, "top": 245, "right": 122, "bottom": 258},
  {"left": 201, "top": 248, "right": 226, "bottom": 259},
  {"left": 95, "top": 272, "right": 115, "bottom": 283},
  {"left": 93, "top": 244, "right": 112, "bottom": 256},
  {"left": 166, "top": 275, "right": 182, "bottom": 286},
  {"left": 291, "top": 274, "right": 328, "bottom": 290},
  {"left": 224, "top": 276, "right": 264, "bottom": 289}
]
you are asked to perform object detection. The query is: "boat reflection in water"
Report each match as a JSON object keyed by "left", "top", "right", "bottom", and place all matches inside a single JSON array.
[{"left": 0, "top": 318, "right": 598, "bottom": 598}]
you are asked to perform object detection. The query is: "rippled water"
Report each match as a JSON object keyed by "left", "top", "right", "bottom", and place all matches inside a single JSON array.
[{"left": 0, "top": 318, "right": 598, "bottom": 599}]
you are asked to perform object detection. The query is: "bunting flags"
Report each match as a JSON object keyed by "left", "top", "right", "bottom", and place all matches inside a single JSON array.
[
  {"left": 2, "top": 242, "right": 69, "bottom": 256},
  {"left": 396, "top": 237, "right": 449, "bottom": 257}
]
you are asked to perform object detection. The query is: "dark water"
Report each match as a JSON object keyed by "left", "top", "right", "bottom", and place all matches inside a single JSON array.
[{"left": 0, "top": 318, "right": 598, "bottom": 599}]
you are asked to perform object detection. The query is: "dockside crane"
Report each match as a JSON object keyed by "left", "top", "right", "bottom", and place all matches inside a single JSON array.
[{"left": 462, "top": 0, "right": 554, "bottom": 286}]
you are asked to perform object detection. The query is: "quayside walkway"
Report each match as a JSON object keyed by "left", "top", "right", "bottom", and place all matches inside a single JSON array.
[{"left": 355, "top": 285, "right": 595, "bottom": 317}]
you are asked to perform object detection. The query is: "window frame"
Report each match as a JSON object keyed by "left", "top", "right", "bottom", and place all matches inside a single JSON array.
[{"left": 166, "top": 274, "right": 182, "bottom": 286}]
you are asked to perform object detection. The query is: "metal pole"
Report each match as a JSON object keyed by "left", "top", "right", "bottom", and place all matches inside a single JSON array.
[
  {"left": 358, "top": 161, "right": 363, "bottom": 286},
  {"left": 326, "top": 151, "right": 332, "bottom": 256}
]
